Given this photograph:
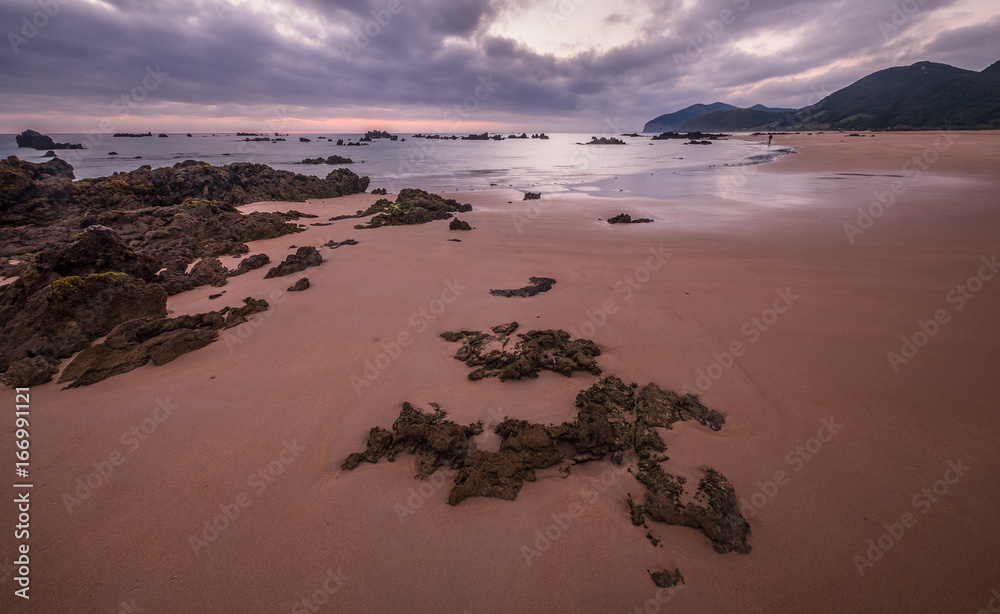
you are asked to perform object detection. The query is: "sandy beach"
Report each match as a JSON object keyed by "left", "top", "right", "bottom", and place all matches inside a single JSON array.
[{"left": 3, "top": 132, "right": 999, "bottom": 613}]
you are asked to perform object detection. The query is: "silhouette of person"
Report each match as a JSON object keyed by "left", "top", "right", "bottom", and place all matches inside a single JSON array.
[{"left": 768, "top": 134, "right": 773, "bottom": 146}]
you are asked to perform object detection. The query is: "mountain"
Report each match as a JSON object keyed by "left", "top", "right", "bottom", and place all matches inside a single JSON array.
[
  {"left": 642, "top": 102, "right": 736, "bottom": 133},
  {"left": 780, "top": 60, "right": 1000, "bottom": 130},
  {"left": 749, "top": 104, "right": 796, "bottom": 113},
  {"left": 677, "top": 108, "right": 789, "bottom": 132}
]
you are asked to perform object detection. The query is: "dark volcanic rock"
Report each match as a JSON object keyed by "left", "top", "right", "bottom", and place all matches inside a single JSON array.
[
  {"left": 39, "top": 226, "right": 159, "bottom": 281},
  {"left": 322, "top": 239, "right": 358, "bottom": 249},
  {"left": 371, "top": 188, "right": 387, "bottom": 195},
  {"left": 354, "top": 188, "right": 472, "bottom": 229},
  {"left": 489, "top": 276, "right": 556, "bottom": 298},
  {"left": 440, "top": 323, "right": 601, "bottom": 381},
  {"left": 523, "top": 192, "right": 541, "bottom": 200},
  {"left": 287, "top": 277, "right": 310, "bottom": 292},
  {"left": 15, "top": 129, "right": 84, "bottom": 150},
  {"left": 57, "top": 297, "right": 269, "bottom": 387},
  {"left": 649, "top": 569, "right": 684, "bottom": 588},
  {"left": 0, "top": 356, "right": 60, "bottom": 387},
  {"left": 637, "top": 461, "right": 751, "bottom": 554},
  {"left": 229, "top": 253, "right": 271, "bottom": 277},
  {"left": 0, "top": 275, "right": 167, "bottom": 376},
  {"left": 188, "top": 257, "right": 229, "bottom": 287},
  {"left": 264, "top": 246, "right": 322, "bottom": 278},
  {"left": 607, "top": 213, "right": 653, "bottom": 224},
  {"left": 449, "top": 218, "right": 472, "bottom": 231}
]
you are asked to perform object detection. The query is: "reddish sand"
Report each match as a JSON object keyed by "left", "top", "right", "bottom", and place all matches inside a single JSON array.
[{"left": 3, "top": 132, "right": 999, "bottom": 613}]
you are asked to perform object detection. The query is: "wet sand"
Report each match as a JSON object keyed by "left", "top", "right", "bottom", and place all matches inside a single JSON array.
[{"left": 3, "top": 132, "right": 1000, "bottom": 613}]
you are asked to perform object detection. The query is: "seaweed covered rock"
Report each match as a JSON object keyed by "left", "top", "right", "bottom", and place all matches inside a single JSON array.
[
  {"left": 440, "top": 323, "right": 601, "bottom": 381},
  {"left": 636, "top": 384, "right": 725, "bottom": 431},
  {"left": 57, "top": 297, "right": 269, "bottom": 387},
  {"left": 489, "top": 276, "right": 555, "bottom": 298},
  {"left": 264, "top": 246, "right": 323, "bottom": 278},
  {"left": 341, "top": 403, "right": 482, "bottom": 478},
  {"left": 37, "top": 225, "right": 160, "bottom": 281},
  {"left": 636, "top": 461, "right": 751, "bottom": 554},
  {"left": 649, "top": 569, "right": 684, "bottom": 588},
  {"left": 354, "top": 188, "right": 472, "bottom": 229},
  {"left": 0, "top": 274, "right": 167, "bottom": 377}
]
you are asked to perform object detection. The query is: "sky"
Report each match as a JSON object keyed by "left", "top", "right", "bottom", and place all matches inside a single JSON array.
[{"left": 1, "top": 0, "right": 998, "bottom": 133}]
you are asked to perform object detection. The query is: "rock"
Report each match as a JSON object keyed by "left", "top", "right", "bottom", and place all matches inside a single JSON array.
[
  {"left": 42, "top": 150, "right": 56, "bottom": 158},
  {"left": 371, "top": 188, "right": 387, "bottom": 195},
  {"left": 0, "top": 356, "right": 60, "bottom": 387},
  {"left": 287, "top": 277, "right": 310, "bottom": 292},
  {"left": 322, "top": 239, "right": 358, "bottom": 249},
  {"left": 649, "top": 569, "right": 683, "bottom": 588},
  {"left": 440, "top": 324, "right": 601, "bottom": 381},
  {"left": 264, "top": 246, "right": 323, "bottom": 278},
  {"left": 0, "top": 275, "right": 167, "bottom": 378},
  {"left": 229, "top": 253, "right": 271, "bottom": 277},
  {"left": 39, "top": 226, "right": 159, "bottom": 281},
  {"left": 354, "top": 189, "right": 472, "bottom": 229},
  {"left": 208, "top": 293, "right": 223, "bottom": 299},
  {"left": 15, "top": 129, "right": 84, "bottom": 150},
  {"left": 299, "top": 137, "right": 311, "bottom": 142},
  {"left": 608, "top": 213, "right": 653, "bottom": 224},
  {"left": 489, "top": 276, "right": 556, "bottom": 298},
  {"left": 56, "top": 297, "right": 267, "bottom": 387},
  {"left": 523, "top": 192, "right": 541, "bottom": 200},
  {"left": 585, "top": 137, "right": 626, "bottom": 145},
  {"left": 188, "top": 257, "right": 229, "bottom": 287},
  {"left": 449, "top": 218, "right": 472, "bottom": 231}
]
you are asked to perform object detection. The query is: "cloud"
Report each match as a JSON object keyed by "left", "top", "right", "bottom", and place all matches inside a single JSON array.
[{"left": 0, "top": 0, "right": 996, "bottom": 131}]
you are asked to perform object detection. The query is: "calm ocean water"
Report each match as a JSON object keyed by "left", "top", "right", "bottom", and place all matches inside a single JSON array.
[{"left": 0, "top": 132, "right": 784, "bottom": 199}]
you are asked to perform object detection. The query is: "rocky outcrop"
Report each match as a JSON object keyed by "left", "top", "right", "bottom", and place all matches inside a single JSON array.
[
  {"left": 489, "top": 277, "right": 556, "bottom": 298},
  {"left": 523, "top": 192, "right": 541, "bottom": 200},
  {"left": 449, "top": 218, "right": 472, "bottom": 231},
  {"left": 440, "top": 323, "right": 600, "bottom": 381},
  {"left": 0, "top": 356, "right": 60, "bottom": 387},
  {"left": 300, "top": 155, "right": 353, "bottom": 165},
  {"left": 0, "top": 273, "right": 168, "bottom": 375},
  {"left": 57, "top": 297, "right": 269, "bottom": 387},
  {"left": 15, "top": 129, "right": 84, "bottom": 150},
  {"left": 585, "top": 137, "right": 626, "bottom": 145},
  {"left": 354, "top": 189, "right": 472, "bottom": 229},
  {"left": 607, "top": 213, "right": 653, "bottom": 224},
  {"left": 342, "top": 375, "right": 747, "bottom": 553},
  {"left": 264, "top": 246, "right": 322, "bottom": 278},
  {"left": 228, "top": 253, "right": 270, "bottom": 277}
]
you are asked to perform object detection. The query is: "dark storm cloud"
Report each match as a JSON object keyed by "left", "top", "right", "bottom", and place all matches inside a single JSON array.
[{"left": 0, "top": 0, "right": 996, "bottom": 130}]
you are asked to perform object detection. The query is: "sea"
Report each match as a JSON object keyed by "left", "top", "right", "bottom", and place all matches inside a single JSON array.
[{"left": 0, "top": 132, "right": 791, "bottom": 200}]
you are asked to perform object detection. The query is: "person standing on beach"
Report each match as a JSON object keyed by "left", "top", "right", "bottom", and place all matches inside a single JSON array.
[{"left": 768, "top": 134, "right": 773, "bottom": 147}]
